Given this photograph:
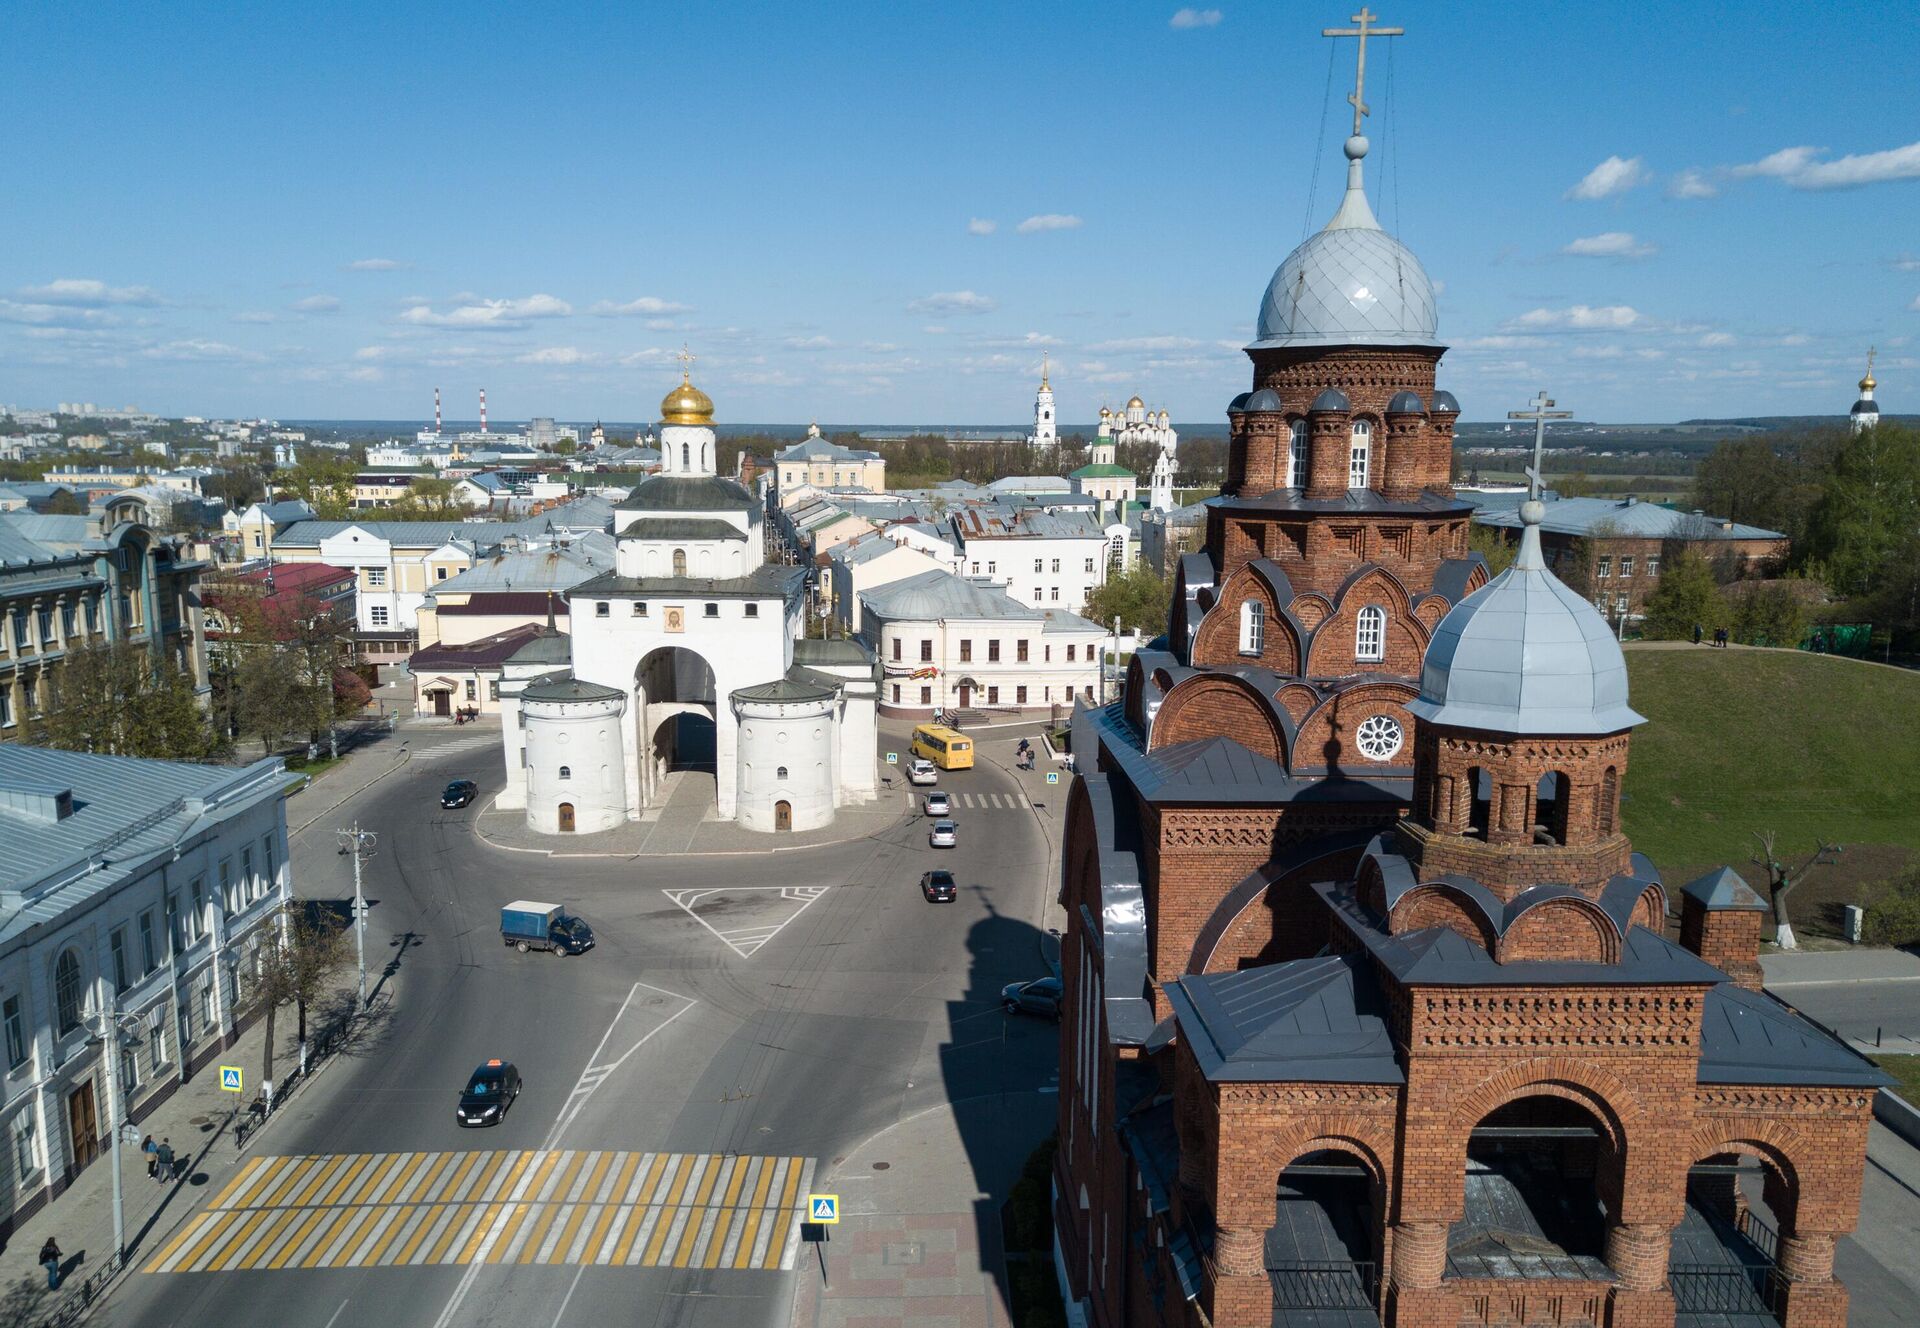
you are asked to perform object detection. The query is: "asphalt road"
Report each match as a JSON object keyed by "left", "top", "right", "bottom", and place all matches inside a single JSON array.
[{"left": 104, "top": 721, "right": 1061, "bottom": 1328}]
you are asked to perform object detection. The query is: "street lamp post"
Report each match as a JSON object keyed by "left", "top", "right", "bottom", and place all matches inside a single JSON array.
[
  {"left": 87, "top": 993, "right": 143, "bottom": 1268},
  {"left": 335, "top": 825, "right": 375, "bottom": 1009}
]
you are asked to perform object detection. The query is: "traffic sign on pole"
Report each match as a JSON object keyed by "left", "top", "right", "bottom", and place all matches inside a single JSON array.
[
  {"left": 219, "top": 1065, "right": 243, "bottom": 1093},
  {"left": 886, "top": 752, "right": 898, "bottom": 765},
  {"left": 808, "top": 1194, "right": 840, "bottom": 1224},
  {"left": 1046, "top": 772, "right": 1060, "bottom": 785}
]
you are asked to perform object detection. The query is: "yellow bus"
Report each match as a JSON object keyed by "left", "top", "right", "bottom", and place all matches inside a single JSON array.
[{"left": 910, "top": 724, "right": 974, "bottom": 770}]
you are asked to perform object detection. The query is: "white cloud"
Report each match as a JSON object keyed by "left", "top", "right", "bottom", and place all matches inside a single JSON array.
[
  {"left": 908, "top": 291, "right": 997, "bottom": 316},
  {"left": 588, "top": 295, "right": 692, "bottom": 317},
  {"left": 921, "top": 325, "right": 950, "bottom": 336},
  {"left": 1562, "top": 232, "right": 1657, "bottom": 259},
  {"left": 344, "top": 258, "right": 404, "bottom": 271},
  {"left": 1510, "top": 304, "right": 1643, "bottom": 330},
  {"left": 0, "top": 300, "right": 118, "bottom": 327},
  {"left": 1564, "top": 155, "right": 1650, "bottom": 201},
  {"left": 231, "top": 311, "right": 280, "bottom": 324},
  {"left": 1699, "top": 332, "right": 1737, "bottom": 347},
  {"left": 352, "top": 345, "right": 391, "bottom": 361},
  {"left": 399, "top": 293, "right": 572, "bottom": 328},
  {"left": 518, "top": 346, "right": 593, "bottom": 365},
  {"left": 1731, "top": 141, "right": 1920, "bottom": 190},
  {"left": 16, "top": 278, "right": 160, "bottom": 306},
  {"left": 1461, "top": 335, "right": 1532, "bottom": 350},
  {"left": 617, "top": 348, "right": 675, "bottom": 368},
  {"left": 1087, "top": 335, "right": 1203, "bottom": 352},
  {"left": 1892, "top": 256, "right": 1920, "bottom": 272},
  {"left": 966, "top": 218, "right": 997, "bottom": 236},
  {"left": 1016, "top": 213, "right": 1083, "bottom": 234},
  {"left": 290, "top": 293, "right": 341, "bottom": 313},
  {"left": 140, "top": 339, "right": 261, "bottom": 363},
  {"left": 1911, "top": 294, "right": 1920, "bottom": 312},
  {"left": 1668, "top": 168, "right": 1718, "bottom": 199},
  {"left": 1169, "top": 7, "right": 1222, "bottom": 28}
]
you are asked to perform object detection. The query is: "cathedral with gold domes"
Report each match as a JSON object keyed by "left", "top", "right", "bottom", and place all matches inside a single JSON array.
[{"left": 494, "top": 365, "right": 878, "bottom": 836}]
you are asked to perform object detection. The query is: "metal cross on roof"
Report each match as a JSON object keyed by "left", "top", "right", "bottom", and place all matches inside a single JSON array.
[
  {"left": 1508, "top": 390, "right": 1573, "bottom": 501},
  {"left": 1323, "top": 7, "right": 1405, "bottom": 137},
  {"left": 676, "top": 344, "right": 696, "bottom": 379}
]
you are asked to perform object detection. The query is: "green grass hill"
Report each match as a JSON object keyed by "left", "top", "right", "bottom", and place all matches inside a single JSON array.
[{"left": 1621, "top": 648, "right": 1920, "bottom": 938}]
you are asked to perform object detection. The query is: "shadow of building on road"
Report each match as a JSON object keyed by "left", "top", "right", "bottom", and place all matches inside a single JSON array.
[{"left": 935, "top": 898, "right": 1060, "bottom": 1323}]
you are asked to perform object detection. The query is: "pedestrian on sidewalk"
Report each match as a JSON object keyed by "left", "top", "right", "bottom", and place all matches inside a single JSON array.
[
  {"left": 142, "top": 1133, "right": 157, "bottom": 1180},
  {"left": 39, "top": 1238, "right": 61, "bottom": 1290},
  {"left": 156, "top": 1138, "right": 175, "bottom": 1184},
  {"left": 1692, "top": 622, "right": 1702, "bottom": 645}
]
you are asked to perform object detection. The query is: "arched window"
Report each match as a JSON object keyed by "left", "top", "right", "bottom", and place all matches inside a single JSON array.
[
  {"left": 776, "top": 766, "right": 789, "bottom": 780},
  {"left": 55, "top": 949, "right": 83, "bottom": 1035},
  {"left": 1598, "top": 766, "right": 1619, "bottom": 834},
  {"left": 671, "top": 548, "right": 687, "bottom": 577},
  {"left": 1287, "top": 419, "right": 1308, "bottom": 488},
  {"left": 701, "top": 443, "right": 709, "bottom": 470},
  {"left": 680, "top": 442, "right": 690, "bottom": 469},
  {"left": 1239, "top": 600, "right": 1265, "bottom": 655},
  {"left": 558, "top": 765, "right": 571, "bottom": 780},
  {"left": 1356, "top": 605, "right": 1385, "bottom": 661},
  {"left": 1348, "top": 418, "right": 1373, "bottom": 489}
]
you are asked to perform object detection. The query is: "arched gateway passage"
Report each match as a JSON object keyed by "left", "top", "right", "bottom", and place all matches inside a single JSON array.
[
  {"left": 1267, "top": 1147, "right": 1383, "bottom": 1312},
  {"left": 634, "top": 646, "right": 718, "bottom": 808},
  {"left": 1445, "top": 1095, "right": 1617, "bottom": 1279}
]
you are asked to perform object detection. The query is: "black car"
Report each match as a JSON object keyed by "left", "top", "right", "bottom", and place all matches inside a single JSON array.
[
  {"left": 1002, "top": 976, "right": 1063, "bottom": 1020},
  {"left": 441, "top": 779, "right": 478, "bottom": 809},
  {"left": 921, "top": 869, "right": 957, "bottom": 902},
  {"left": 456, "top": 1059, "right": 521, "bottom": 1126}
]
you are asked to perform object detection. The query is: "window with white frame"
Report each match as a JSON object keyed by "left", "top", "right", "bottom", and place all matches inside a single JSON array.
[
  {"left": 1647, "top": 556, "right": 1662, "bottom": 576},
  {"left": 366, "top": 566, "right": 387, "bottom": 588},
  {"left": 1239, "top": 600, "right": 1265, "bottom": 655},
  {"left": 1348, "top": 419, "right": 1373, "bottom": 489},
  {"left": 1619, "top": 556, "right": 1635, "bottom": 577},
  {"left": 369, "top": 605, "right": 389, "bottom": 627},
  {"left": 1356, "top": 605, "right": 1386, "bottom": 661},
  {"left": 54, "top": 949, "right": 83, "bottom": 1035},
  {"left": 1288, "top": 419, "right": 1308, "bottom": 487},
  {"left": 3, "top": 996, "right": 24, "bottom": 1069},
  {"left": 1596, "top": 555, "right": 1612, "bottom": 578},
  {"left": 11, "top": 1114, "right": 37, "bottom": 1180},
  {"left": 149, "top": 1019, "right": 166, "bottom": 1072}
]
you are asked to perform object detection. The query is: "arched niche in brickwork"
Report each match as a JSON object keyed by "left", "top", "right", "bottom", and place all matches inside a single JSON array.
[
  {"left": 1389, "top": 882, "right": 1498, "bottom": 951},
  {"left": 1305, "top": 566, "right": 1424, "bottom": 676},
  {"left": 1291, "top": 592, "right": 1332, "bottom": 631},
  {"left": 1295, "top": 680, "right": 1419, "bottom": 774},
  {"left": 1273, "top": 682, "right": 1318, "bottom": 724},
  {"left": 1455, "top": 1062, "right": 1641, "bottom": 1158},
  {"left": 1412, "top": 595, "right": 1449, "bottom": 631},
  {"left": 1497, "top": 895, "right": 1622, "bottom": 964},
  {"left": 1148, "top": 673, "right": 1290, "bottom": 766},
  {"left": 1634, "top": 883, "right": 1667, "bottom": 931},
  {"left": 1060, "top": 777, "right": 1105, "bottom": 920},
  {"left": 1688, "top": 1130, "right": 1803, "bottom": 1215},
  {"left": 1189, "top": 832, "right": 1381, "bottom": 975},
  {"left": 1190, "top": 565, "right": 1302, "bottom": 673},
  {"left": 1357, "top": 856, "right": 1389, "bottom": 919}
]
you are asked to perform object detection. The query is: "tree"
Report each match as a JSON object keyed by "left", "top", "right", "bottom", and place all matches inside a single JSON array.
[
  {"left": 384, "top": 475, "right": 461, "bottom": 519},
  {"left": 1748, "top": 831, "right": 1840, "bottom": 950},
  {"left": 1726, "top": 579, "right": 1810, "bottom": 648},
  {"left": 279, "top": 454, "right": 358, "bottom": 519},
  {"left": 42, "top": 489, "right": 87, "bottom": 515},
  {"left": 1083, "top": 563, "right": 1172, "bottom": 635},
  {"left": 35, "top": 641, "right": 217, "bottom": 759},
  {"left": 1638, "top": 548, "right": 1726, "bottom": 641},
  {"left": 251, "top": 903, "right": 352, "bottom": 1084},
  {"left": 1468, "top": 523, "right": 1517, "bottom": 578},
  {"left": 203, "top": 462, "right": 266, "bottom": 510},
  {"left": 1800, "top": 422, "right": 1920, "bottom": 598},
  {"left": 232, "top": 647, "right": 308, "bottom": 756}
]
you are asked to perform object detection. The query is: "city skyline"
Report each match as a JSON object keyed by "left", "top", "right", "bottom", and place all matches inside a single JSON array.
[{"left": 5, "top": 0, "right": 1918, "bottom": 423}]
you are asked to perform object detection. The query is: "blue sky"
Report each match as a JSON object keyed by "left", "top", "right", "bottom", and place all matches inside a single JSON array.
[{"left": 4, "top": 1, "right": 1917, "bottom": 425}]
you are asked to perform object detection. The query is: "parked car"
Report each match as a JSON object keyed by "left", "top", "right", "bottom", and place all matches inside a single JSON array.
[
  {"left": 456, "top": 1059, "right": 522, "bottom": 1126},
  {"left": 1002, "top": 976, "right": 1063, "bottom": 1020},
  {"left": 907, "top": 759, "right": 939, "bottom": 786},
  {"left": 441, "top": 779, "right": 478, "bottom": 808},
  {"left": 929, "top": 820, "right": 957, "bottom": 848},
  {"left": 920, "top": 869, "right": 957, "bottom": 902},
  {"left": 500, "top": 901, "right": 595, "bottom": 955},
  {"left": 924, "top": 791, "right": 951, "bottom": 817}
]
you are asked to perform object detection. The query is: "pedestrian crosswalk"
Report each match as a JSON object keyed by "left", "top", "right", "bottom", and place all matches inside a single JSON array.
[
  {"left": 142, "top": 1149, "right": 813, "bottom": 1275},
  {"left": 943, "top": 792, "right": 1025, "bottom": 811},
  {"left": 418, "top": 732, "right": 501, "bottom": 761}
]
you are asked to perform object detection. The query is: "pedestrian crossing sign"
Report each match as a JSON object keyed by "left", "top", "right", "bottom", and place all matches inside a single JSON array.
[
  {"left": 219, "top": 1065, "right": 243, "bottom": 1093},
  {"left": 808, "top": 1193, "right": 839, "bottom": 1224},
  {"left": 1046, "top": 772, "right": 1059, "bottom": 785},
  {"left": 886, "top": 752, "right": 898, "bottom": 764}
]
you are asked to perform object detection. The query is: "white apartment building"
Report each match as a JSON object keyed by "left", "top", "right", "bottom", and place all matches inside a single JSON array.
[
  {"left": 0, "top": 746, "right": 289, "bottom": 1226},
  {"left": 860, "top": 569, "right": 1105, "bottom": 718},
  {"left": 950, "top": 506, "right": 1109, "bottom": 614},
  {"left": 825, "top": 531, "right": 949, "bottom": 632}
]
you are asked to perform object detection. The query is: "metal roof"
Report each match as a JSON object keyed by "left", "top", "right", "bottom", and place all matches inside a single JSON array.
[
  {"left": 568, "top": 564, "right": 805, "bottom": 600},
  {"left": 1698, "top": 985, "right": 1891, "bottom": 1087},
  {"left": 1472, "top": 496, "right": 1785, "bottom": 542},
  {"left": 505, "top": 627, "right": 572, "bottom": 666},
  {"left": 1682, "top": 867, "right": 1768, "bottom": 912},
  {"left": 615, "top": 474, "right": 753, "bottom": 513},
  {"left": 774, "top": 438, "right": 881, "bottom": 463},
  {"left": 427, "top": 535, "right": 615, "bottom": 597},
  {"left": 619, "top": 517, "right": 748, "bottom": 542},
  {"left": 409, "top": 622, "right": 548, "bottom": 671},
  {"left": 520, "top": 674, "right": 624, "bottom": 703},
  {"left": 1167, "top": 953, "right": 1404, "bottom": 1084},
  {"left": 0, "top": 746, "right": 285, "bottom": 939},
  {"left": 859, "top": 568, "right": 1043, "bottom": 622}
]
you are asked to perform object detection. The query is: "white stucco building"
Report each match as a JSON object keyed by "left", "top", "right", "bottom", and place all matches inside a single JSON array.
[
  {"left": 1028, "top": 359, "right": 1058, "bottom": 449},
  {"left": 1098, "top": 395, "right": 1177, "bottom": 457},
  {"left": 951, "top": 505, "right": 1109, "bottom": 614},
  {"left": 496, "top": 371, "right": 878, "bottom": 835}
]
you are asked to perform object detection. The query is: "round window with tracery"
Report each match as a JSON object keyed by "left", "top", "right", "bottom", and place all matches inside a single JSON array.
[{"left": 1355, "top": 714, "right": 1404, "bottom": 762}]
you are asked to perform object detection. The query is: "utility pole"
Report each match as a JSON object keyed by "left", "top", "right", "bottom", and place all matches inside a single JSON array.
[
  {"left": 88, "top": 992, "right": 138, "bottom": 1267},
  {"left": 336, "top": 825, "right": 374, "bottom": 1009}
]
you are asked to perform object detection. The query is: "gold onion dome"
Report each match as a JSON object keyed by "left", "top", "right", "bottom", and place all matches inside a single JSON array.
[
  {"left": 1861, "top": 370, "right": 1876, "bottom": 392},
  {"left": 1127, "top": 395, "right": 1145, "bottom": 408},
  {"left": 660, "top": 372, "right": 714, "bottom": 425}
]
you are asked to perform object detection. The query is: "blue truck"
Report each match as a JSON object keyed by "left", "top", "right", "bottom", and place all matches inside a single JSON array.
[{"left": 500, "top": 900, "right": 594, "bottom": 956}]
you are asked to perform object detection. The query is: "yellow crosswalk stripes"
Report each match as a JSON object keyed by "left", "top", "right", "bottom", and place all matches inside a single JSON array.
[{"left": 141, "top": 1150, "right": 814, "bottom": 1275}]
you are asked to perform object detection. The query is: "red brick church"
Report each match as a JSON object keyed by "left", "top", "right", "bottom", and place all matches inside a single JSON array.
[{"left": 1053, "top": 17, "right": 1885, "bottom": 1328}]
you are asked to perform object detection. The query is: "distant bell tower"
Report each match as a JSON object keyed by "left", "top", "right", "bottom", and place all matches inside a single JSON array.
[
  {"left": 1149, "top": 449, "right": 1175, "bottom": 512},
  {"left": 1851, "top": 349, "right": 1880, "bottom": 433},
  {"left": 1032, "top": 354, "right": 1057, "bottom": 449}
]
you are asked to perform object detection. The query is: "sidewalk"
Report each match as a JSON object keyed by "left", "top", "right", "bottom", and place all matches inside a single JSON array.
[
  {"left": 790, "top": 1092, "right": 1055, "bottom": 1328},
  {"left": 0, "top": 981, "right": 365, "bottom": 1319}
]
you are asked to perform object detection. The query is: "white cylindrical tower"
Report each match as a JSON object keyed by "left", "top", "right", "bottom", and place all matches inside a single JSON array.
[
  {"left": 732, "top": 679, "right": 839, "bottom": 833},
  {"left": 522, "top": 678, "right": 629, "bottom": 835}
]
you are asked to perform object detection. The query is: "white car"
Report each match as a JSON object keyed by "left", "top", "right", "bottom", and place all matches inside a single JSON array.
[
  {"left": 924, "top": 791, "right": 951, "bottom": 817},
  {"left": 907, "top": 759, "right": 938, "bottom": 786},
  {"left": 929, "top": 820, "right": 957, "bottom": 848}
]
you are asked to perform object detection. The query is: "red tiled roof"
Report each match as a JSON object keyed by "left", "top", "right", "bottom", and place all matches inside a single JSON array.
[
  {"left": 230, "top": 563, "right": 356, "bottom": 593},
  {"left": 408, "top": 622, "right": 547, "bottom": 671},
  {"left": 436, "top": 593, "right": 571, "bottom": 616}
]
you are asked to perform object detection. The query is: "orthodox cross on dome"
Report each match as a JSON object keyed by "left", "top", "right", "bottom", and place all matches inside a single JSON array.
[
  {"left": 1040, "top": 351, "right": 1050, "bottom": 389},
  {"left": 1323, "top": 7, "right": 1404, "bottom": 138},
  {"left": 676, "top": 344, "right": 696, "bottom": 381},
  {"left": 1508, "top": 390, "right": 1572, "bottom": 502}
]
